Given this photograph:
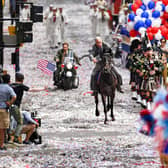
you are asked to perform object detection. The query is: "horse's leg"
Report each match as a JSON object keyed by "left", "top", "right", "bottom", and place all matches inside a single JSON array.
[
  {"left": 95, "top": 94, "right": 100, "bottom": 116},
  {"left": 110, "top": 95, "right": 115, "bottom": 121},
  {"left": 107, "top": 96, "right": 111, "bottom": 111},
  {"left": 101, "top": 94, "right": 108, "bottom": 124}
]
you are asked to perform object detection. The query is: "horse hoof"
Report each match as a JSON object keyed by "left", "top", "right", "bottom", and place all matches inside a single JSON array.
[
  {"left": 95, "top": 111, "right": 100, "bottom": 117},
  {"left": 112, "top": 118, "right": 115, "bottom": 121}
]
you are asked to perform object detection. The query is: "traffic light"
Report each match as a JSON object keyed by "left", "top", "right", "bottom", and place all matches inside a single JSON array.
[
  {"left": 30, "top": 5, "right": 43, "bottom": 22},
  {"left": 11, "top": 52, "right": 16, "bottom": 64},
  {"left": 16, "top": 21, "right": 33, "bottom": 43}
]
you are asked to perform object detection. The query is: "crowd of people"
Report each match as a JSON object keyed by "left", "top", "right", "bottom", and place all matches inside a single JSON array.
[{"left": 44, "top": 5, "right": 67, "bottom": 49}]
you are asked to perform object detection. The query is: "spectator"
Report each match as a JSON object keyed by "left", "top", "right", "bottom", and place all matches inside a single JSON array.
[
  {"left": 10, "top": 72, "right": 46, "bottom": 143},
  {"left": 0, "top": 74, "right": 16, "bottom": 150}
]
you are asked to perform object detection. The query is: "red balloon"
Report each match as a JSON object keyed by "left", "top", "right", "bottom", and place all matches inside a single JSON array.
[
  {"left": 147, "top": 32, "right": 154, "bottom": 40},
  {"left": 131, "top": 3, "right": 139, "bottom": 13},
  {"left": 130, "top": 30, "right": 138, "bottom": 37},
  {"left": 162, "top": 0, "right": 168, "bottom": 5},
  {"left": 165, "top": 34, "right": 168, "bottom": 40},
  {"left": 160, "top": 26, "right": 168, "bottom": 36},
  {"left": 151, "top": 27, "right": 159, "bottom": 34},
  {"left": 135, "top": 0, "right": 142, "bottom": 7},
  {"left": 147, "top": 27, "right": 152, "bottom": 33},
  {"left": 163, "top": 12, "right": 168, "bottom": 19}
]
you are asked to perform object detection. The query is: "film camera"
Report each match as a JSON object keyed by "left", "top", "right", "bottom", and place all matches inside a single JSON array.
[
  {"left": 29, "top": 111, "right": 42, "bottom": 144},
  {"left": 31, "top": 111, "right": 41, "bottom": 127}
]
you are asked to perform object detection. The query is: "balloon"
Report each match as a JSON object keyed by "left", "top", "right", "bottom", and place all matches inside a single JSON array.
[
  {"left": 147, "top": 32, "right": 154, "bottom": 40},
  {"left": 127, "top": 21, "right": 134, "bottom": 31},
  {"left": 155, "top": 31, "right": 162, "bottom": 40},
  {"left": 128, "top": 3, "right": 133, "bottom": 10},
  {"left": 131, "top": 3, "right": 139, "bottom": 12},
  {"left": 143, "top": 0, "right": 151, "bottom": 6},
  {"left": 134, "top": 20, "right": 145, "bottom": 31},
  {"left": 147, "top": 27, "right": 152, "bottom": 33},
  {"left": 136, "top": 0, "right": 142, "bottom": 7},
  {"left": 165, "top": 5, "right": 168, "bottom": 12},
  {"left": 139, "top": 27, "right": 146, "bottom": 36},
  {"left": 145, "top": 19, "right": 152, "bottom": 27},
  {"left": 128, "top": 13, "right": 135, "bottom": 21},
  {"left": 151, "top": 27, "right": 159, "bottom": 34},
  {"left": 162, "top": 0, "right": 168, "bottom": 6},
  {"left": 146, "top": 10, "right": 152, "bottom": 17},
  {"left": 148, "top": 1, "right": 155, "bottom": 9},
  {"left": 134, "top": 15, "right": 142, "bottom": 22},
  {"left": 140, "top": 4, "right": 147, "bottom": 11},
  {"left": 136, "top": 8, "right": 144, "bottom": 16},
  {"left": 152, "top": 18, "right": 162, "bottom": 27},
  {"left": 161, "top": 4, "right": 166, "bottom": 11},
  {"left": 155, "top": 4, "right": 163, "bottom": 11},
  {"left": 152, "top": 10, "right": 160, "bottom": 18},
  {"left": 141, "top": 11, "right": 149, "bottom": 18},
  {"left": 130, "top": 30, "right": 138, "bottom": 37}
]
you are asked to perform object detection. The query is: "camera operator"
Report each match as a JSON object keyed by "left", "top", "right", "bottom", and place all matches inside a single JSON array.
[
  {"left": 10, "top": 110, "right": 39, "bottom": 144},
  {"left": 0, "top": 74, "right": 16, "bottom": 150}
]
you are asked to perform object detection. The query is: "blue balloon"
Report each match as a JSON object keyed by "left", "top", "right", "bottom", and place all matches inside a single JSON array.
[
  {"left": 134, "top": 20, "right": 145, "bottom": 31},
  {"left": 161, "top": 4, "right": 165, "bottom": 12},
  {"left": 140, "top": 4, "right": 147, "bottom": 11},
  {"left": 148, "top": 1, "right": 155, "bottom": 9},
  {"left": 145, "top": 19, "right": 152, "bottom": 27},
  {"left": 152, "top": 10, "right": 160, "bottom": 18},
  {"left": 141, "top": 11, "right": 149, "bottom": 18},
  {"left": 128, "top": 13, "right": 135, "bottom": 21}
]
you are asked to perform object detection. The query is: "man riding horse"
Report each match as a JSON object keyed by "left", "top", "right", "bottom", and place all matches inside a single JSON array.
[{"left": 90, "top": 36, "right": 124, "bottom": 96}]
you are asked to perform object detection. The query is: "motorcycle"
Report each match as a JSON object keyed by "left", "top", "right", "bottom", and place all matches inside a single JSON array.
[{"left": 55, "top": 58, "right": 79, "bottom": 90}]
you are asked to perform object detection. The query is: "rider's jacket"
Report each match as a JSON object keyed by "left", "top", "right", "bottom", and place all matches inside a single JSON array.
[
  {"left": 90, "top": 42, "right": 113, "bottom": 61},
  {"left": 54, "top": 48, "right": 81, "bottom": 69}
]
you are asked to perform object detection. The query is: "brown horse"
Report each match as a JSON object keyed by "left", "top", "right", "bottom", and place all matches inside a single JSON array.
[{"left": 94, "top": 56, "right": 117, "bottom": 124}]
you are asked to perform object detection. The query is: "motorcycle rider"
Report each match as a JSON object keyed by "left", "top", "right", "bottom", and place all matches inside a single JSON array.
[
  {"left": 53, "top": 42, "right": 81, "bottom": 85},
  {"left": 90, "top": 36, "right": 124, "bottom": 95}
]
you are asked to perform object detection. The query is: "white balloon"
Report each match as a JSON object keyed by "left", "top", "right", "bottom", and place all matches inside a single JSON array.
[
  {"left": 139, "top": 27, "right": 146, "bottom": 35},
  {"left": 146, "top": 10, "right": 152, "bottom": 17},
  {"left": 152, "top": 18, "right": 162, "bottom": 27},
  {"left": 127, "top": 22, "right": 134, "bottom": 31},
  {"left": 134, "top": 15, "right": 142, "bottom": 23},
  {"left": 156, "top": 1, "right": 163, "bottom": 6},
  {"left": 155, "top": 32, "right": 162, "bottom": 40},
  {"left": 143, "top": 0, "right": 151, "bottom": 6},
  {"left": 136, "top": 8, "right": 143, "bottom": 16},
  {"left": 165, "top": 5, "right": 168, "bottom": 12},
  {"left": 155, "top": 5, "right": 163, "bottom": 12}
]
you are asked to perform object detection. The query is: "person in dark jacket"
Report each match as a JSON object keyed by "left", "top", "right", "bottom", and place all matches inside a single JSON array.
[{"left": 90, "top": 36, "right": 124, "bottom": 95}]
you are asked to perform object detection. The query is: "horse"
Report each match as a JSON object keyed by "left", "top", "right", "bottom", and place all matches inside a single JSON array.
[{"left": 94, "top": 55, "right": 117, "bottom": 124}]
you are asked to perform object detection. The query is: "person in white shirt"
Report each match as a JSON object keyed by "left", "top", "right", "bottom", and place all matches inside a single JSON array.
[
  {"left": 89, "top": 4, "right": 98, "bottom": 38},
  {"left": 44, "top": 4, "right": 53, "bottom": 39}
]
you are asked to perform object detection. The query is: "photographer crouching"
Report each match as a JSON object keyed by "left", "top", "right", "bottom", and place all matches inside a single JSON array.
[{"left": 10, "top": 110, "right": 41, "bottom": 145}]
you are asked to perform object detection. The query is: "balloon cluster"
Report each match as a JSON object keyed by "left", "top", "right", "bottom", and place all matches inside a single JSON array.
[
  {"left": 139, "top": 88, "right": 168, "bottom": 154},
  {"left": 127, "top": 0, "right": 168, "bottom": 41}
]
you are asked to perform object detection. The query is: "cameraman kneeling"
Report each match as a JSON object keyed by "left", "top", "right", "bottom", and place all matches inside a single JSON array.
[{"left": 11, "top": 110, "right": 39, "bottom": 144}]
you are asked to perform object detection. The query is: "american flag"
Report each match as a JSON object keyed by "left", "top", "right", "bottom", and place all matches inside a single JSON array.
[{"left": 37, "top": 59, "right": 56, "bottom": 76}]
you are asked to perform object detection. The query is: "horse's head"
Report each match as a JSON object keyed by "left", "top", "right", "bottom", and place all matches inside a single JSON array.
[{"left": 102, "top": 54, "right": 112, "bottom": 74}]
